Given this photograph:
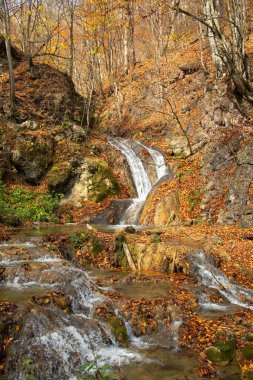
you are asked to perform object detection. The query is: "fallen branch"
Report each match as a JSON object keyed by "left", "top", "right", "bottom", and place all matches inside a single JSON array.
[{"left": 123, "top": 243, "right": 137, "bottom": 271}]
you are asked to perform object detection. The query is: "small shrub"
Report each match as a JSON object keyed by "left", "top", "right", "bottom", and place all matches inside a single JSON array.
[
  {"left": 70, "top": 231, "right": 102, "bottom": 256},
  {"left": 0, "top": 181, "right": 61, "bottom": 224},
  {"left": 80, "top": 356, "right": 118, "bottom": 380},
  {"left": 186, "top": 189, "right": 201, "bottom": 212}
]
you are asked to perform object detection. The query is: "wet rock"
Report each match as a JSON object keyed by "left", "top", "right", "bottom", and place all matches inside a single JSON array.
[
  {"left": 95, "top": 303, "right": 128, "bottom": 347},
  {"left": 126, "top": 240, "right": 192, "bottom": 273},
  {"left": 140, "top": 188, "right": 180, "bottom": 226},
  {"left": 114, "top": 233, "right": 128, "bottom": 268},
  {"left": 91, "top": 199, "right": 132, "bottom": 225},
  {"left": 124, "top": 226, "right": 136, "bottom": 234},
  {"left": 204, "top": 330, "right": 236, "bottom": 365},
  {"left": 11, "top": 133, "right": 54, "bottom": 184}
]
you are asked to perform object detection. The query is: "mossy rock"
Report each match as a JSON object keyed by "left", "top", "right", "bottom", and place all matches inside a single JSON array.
[
  {"left": 242, "top": 344, "right": 253, "bottom": 360},
  {"left": 204, "top": 330, "right": 237, "bottom": 365},
  {"left": 70, "top": 231, "right": 102, "bottom": 256},
  {"left": 242, "top": 333, "right": 253, "bottom": 342},
  {"left": 114, "top": 233, "right": 127, "bottom": 267},
  {"left": 215, "top": 330, "right": 236, "bottom": 363},
  {"left": 105, "top": 314, "right": 128, "bottom": 347},
  {"left": 0, "top": 211, "right": 21, "bottom": 227},
  {"left": 47, "top": 161, "right": 72, "bottom": 193},
  {"left": 98, "top": 306, "right": 128, "bottom": 347},
  {"left": 11, "top": 134, "right": 54, "bottom": 184},
  {"left": 204, "top": 346, "right": 222, "bottom": 363},
  {"left": 244, "top": 369, "right": 253, "bottom": 380},
  {"left": 86, "top": 158, "right": 120, "bottom": 203}
]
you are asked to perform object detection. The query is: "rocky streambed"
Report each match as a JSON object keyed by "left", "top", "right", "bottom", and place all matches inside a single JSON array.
[{"left": 0, "top": 225, "right": 253, "bottom": 379}]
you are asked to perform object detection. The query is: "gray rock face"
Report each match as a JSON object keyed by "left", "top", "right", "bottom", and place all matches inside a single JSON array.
[
  {"left": 11, "top": 134, "right": 54, "bottom": 184},
  {"left": 199, "top": 85, "right": 253, "bottom": 226},
  {"left": 0, "top": 142, "right": 11, "bottom": 179},
  {"left": 217, "top": 164, "right": 253, "bottom": 226}
]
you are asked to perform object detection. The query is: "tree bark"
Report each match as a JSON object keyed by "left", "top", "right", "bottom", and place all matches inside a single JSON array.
[{"left": 1, "top": 0, "right": 15, "bottom": 107}]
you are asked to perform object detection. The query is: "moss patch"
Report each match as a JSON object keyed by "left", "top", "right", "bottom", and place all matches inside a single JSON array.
[{"left": 86, "top": 158, "right": 120, "bottom": 203}]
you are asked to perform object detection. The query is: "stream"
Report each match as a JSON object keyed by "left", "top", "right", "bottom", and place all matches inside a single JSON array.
[
  {"left": 0, "top": 228, "right": 200, "bottom": 380},
  {"left": 0, "top": 140, "right": 250, "bottom": 379},
  {"left": 0, "top": 226, "right": 247, "bottom": 380}
]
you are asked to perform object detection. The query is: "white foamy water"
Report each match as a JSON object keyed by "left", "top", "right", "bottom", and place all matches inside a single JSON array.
[
  {"left": 33, "top": 257, "right": 62, "bottom": 263},
  {"left": 108, "top": 138, "right": 170, "bottom": 225},
  {"left": 137, "top": 142, "right": 170, "bottom": 181},
  {"left": 195, "top": 252, "right": 253, "bottom": 311},
  {"left": 108, "top": 137, "right": 152, "bottom": 200},
  {"left": 39, "top": 322, "right": 145, "bottom": 379},
  {"left": 5, "top": 277, "right": 38, "bottom": 289},
  {"left": 0, "top": 259, "right": 27, "bottom": 266},
  {"left": 0, "top": 242, "right": 37, "bottom": 248}
]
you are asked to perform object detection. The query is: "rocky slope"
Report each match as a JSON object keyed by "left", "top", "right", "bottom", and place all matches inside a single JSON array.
[
  {"left": 0, "top": 35, "right": 252, "bottom": 228},
  {"left": 99, "top": 38, "right": 253, "bottom": 227}
]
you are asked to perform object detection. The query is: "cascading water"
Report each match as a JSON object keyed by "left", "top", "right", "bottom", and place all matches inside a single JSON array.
[
  {"left": 193, "top": 252, "right": 253, "bottom": 311},
  {"left": 108, "top": 137, "right": 170, "bottom": 225},
  {"left": 108, "top": 137, "right": 152, "bottom": 200},
  {"left": 1, "top": 237, "right": 146, "bottom": 380},
  {"left": 137, "top": 142, "right": 171, "bottom": 181}
]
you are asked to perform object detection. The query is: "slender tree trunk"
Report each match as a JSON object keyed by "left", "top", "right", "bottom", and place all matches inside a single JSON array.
[
  {"left": 69, "top": 7, "right": 74, "bottom": 79},
  {"left": 1, "top": 0, "right": 15, "bottom": 107},
  {"left": 126, "top": 0, "right": 136, "bottom": 68}
]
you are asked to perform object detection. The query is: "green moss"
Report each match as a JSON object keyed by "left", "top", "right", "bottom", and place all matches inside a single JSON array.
[
  {"left": 242, "top": 344, "right": 253, "bottom": 360},
  {"left": 70, "top": 231, "right": 102, "bottom": 257},
  {"left": 186, "top": 189, "right": 201, "bottom": 211},
  {"left": 245, "top": 370, "right": 253, "bottom": 380},
  {"left": 204, "top": 331, "right": 237, "bottom": 365},
  {"left": 204, "top": 346, "right": 222, "bottom": 363},
  {"left": 242, "top": 333, "right": 253, "bottom": 342},
  {"left": 150, "top": 233, "right": 161, "bottom": 243},
  {"left": 106, "top": 314, "right": 128, "bottom": 347},
  {"left": 114, "top": 233, "right": 127, "bottom": 267},
  {"left": 47, "top": 161, "right": 72, "bottom": 193},
  {"left": 86, "top": 158, "right": 120, "bottom": 203},
  {"left": 98, "top": 308, "right": 128, "bottom": 347}
]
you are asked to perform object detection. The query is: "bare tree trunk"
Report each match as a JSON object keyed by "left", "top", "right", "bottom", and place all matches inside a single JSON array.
[
  {"left": 69, "top": 7, "right": 74, "bottom": 79},
  {"left": 126, "top": 0, "right": 136, "bottom": 68},
  {"left": 204, "top": 0, "right": 225, "bottom": 77},
  {"left": 1, "top": 0, "right": 15, "bottom": 108},
  {"left": 170, "top": 0, "right": 253, "bottom": 102}
]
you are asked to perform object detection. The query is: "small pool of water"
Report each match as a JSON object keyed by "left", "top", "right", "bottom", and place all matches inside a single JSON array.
[{"left": 0, "top": 284, "right": 51, "bottom": 304}]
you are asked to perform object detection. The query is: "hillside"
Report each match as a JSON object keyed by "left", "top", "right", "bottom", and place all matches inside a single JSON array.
[
  {"left": 0, "top": 3, "right": 253, "bottom": 379},
  {"left": 0, "top": 33, "right": 252, "bottom": 228}
]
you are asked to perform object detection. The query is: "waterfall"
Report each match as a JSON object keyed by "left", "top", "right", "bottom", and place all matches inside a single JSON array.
[
  {"left": 108, "top": 137, "right": 152, "bottom": 200},
  {"left": 108, "top": 137, "right": 170, "bottom": 225},
  {"left": 137, "top": 142, "right": 171, "bottom": 181}
]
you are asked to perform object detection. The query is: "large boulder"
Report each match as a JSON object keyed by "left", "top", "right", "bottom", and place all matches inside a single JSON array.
[
  {"left": 140, "top": 187, "right": 180, "bottom": 226},
  {"left": 204, "top": 330, "right": 236, "bottom": 366},
  {"left": 63, "top": 158, "right": 120, "bottom": 204},
  {"left": 11, "top": 133, "right": 54, "bottom": 184},
  {"left": 46, "top": 161, "right": 73, "bottom": 194}
]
